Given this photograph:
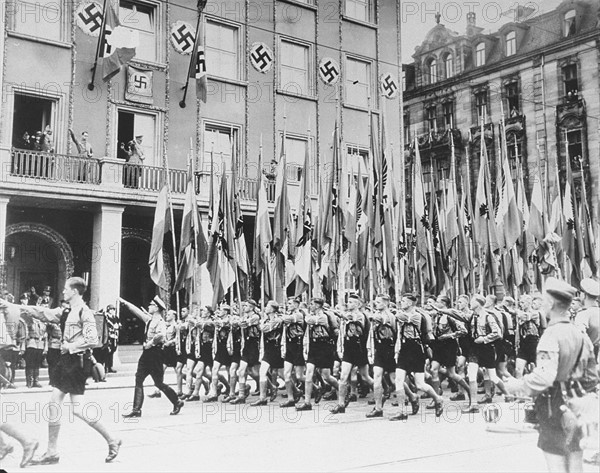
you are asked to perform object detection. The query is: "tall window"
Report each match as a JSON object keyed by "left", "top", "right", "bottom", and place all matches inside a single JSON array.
[
  {"left": 206, "top": 20, "right": 239, "bottom": 81},
  {"left": 282, "top": 136, "right": 314, "bottom": 187},
  {"left": 403, "top": 110, "right": 410, "bottom": 145},
  {"left": 563, "top": 63, "right": 579, "bottom": 99},
  {"left": 443, "top": 101, "right": 454, "bottom": 129},
  {"left": 280, "top": 40, "right": 310, "bottom": 96},
  {"left": 563, "top": 10, "right": 576, "bottom": 37},
  {"left": 345, "top": 146, "right": 369, "bottom": 198},
  {"left": 345, "top": 57, "right": 371, "bottom": 109},
  {"left": 426, "top": 105, "right": 437, "bottom": 132},
  {"left": 119, "top": 1, "right": 157, "bottom": 63},
  {"left": 117, "top": 110, "right": 157, "bottom": 164},
  {"left": 12, "top": 0, "right": 65, "bottom": 42},
  {"left": 345, "top": 0, "right": 373, "bottom": 23},
  {"left": 505, "top": 31, "right": 516, "bottom": 56},
  {"left": 475, "top": 42, "right": 486, "bottom": 67},
  {"left": 505, "top": 81, "right": 520, "bottom": 116},
  {"left": 427, "top": 58, "right": 438, "bottom": 85},
  {"left": 203, "top": 124, "right": 239, "bottom": 175},
  {"left": 566, "top": 129, "right": 583, "bottom": 166},
  {"left": 444, "top": 53, "right": 454, "bottom": 79},
  {"left": 474, "top": 89, "right": 488, "bottom": 123}
]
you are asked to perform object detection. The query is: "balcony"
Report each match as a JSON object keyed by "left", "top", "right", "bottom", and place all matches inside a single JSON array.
[{"left": 1, "top": 148, "right": 275, "bottom": 209}]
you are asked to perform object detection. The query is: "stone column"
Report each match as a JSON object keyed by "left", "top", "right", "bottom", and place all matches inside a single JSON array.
[
  {"left": 0, "top": 196, "right": 9, "bottom": 291},
  {"left": 90, "top": 204, "right": 124, "bottom": 311}
]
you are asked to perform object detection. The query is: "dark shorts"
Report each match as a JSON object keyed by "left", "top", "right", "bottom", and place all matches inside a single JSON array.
[
  {"left": 397, "top": 339, "right": 426, "bottom": 373},
  {"left": 342, "top": 339, "right": 368, "bottom": 367},
  {"left": 162, "top": 345, "right": 178, "bottom": 368},
  {"left": 214, "top": 341, "right": 231, "bottom": 366},
  {"left": 495, "top": 339, "right": 513, "bottom": 364},
  {"left": 241, "top": 339, "right": 260, "bottom": 366},
  {"left": 374, "top": 344, "right": 396, "bottom": 373},
  {"left": 432, "top": 339, "right": 458, "bottom": 368},
  {"left": 458, "top": 337, "right": 471, "bottom": 358},
  {"left": 535, "top": 388, "right": 583, "bottom": 455},
  {"left": 54, "top": 353, "right": 87, "bottom": 395},
  {"left": 284, "top": 341, "right": 305, "bottom": 366},
  {"left": 307, "top": 340, "right": 335, "bottom": 370},
  {"left": 468, "top": 343, "right": 496, "bottom": 368},
  {"left": 186, "top": 343, "right": 201, "bottom": 362},
  {"left": 262, "top": 342, "right": 284, "bottom": 369},
  {"left": 199, "top": 342, "right": 213, "bottom": 366},
  {"left": 517, "top": 336, "right": 539, "bottom": 365}
]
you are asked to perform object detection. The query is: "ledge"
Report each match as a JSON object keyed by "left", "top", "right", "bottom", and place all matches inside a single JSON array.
[
  {"left": 341, "top": 15, "right": 378, "bottom": 30},
  {"left": 276, "top": 89, "right": 318, "bottom": 102},
  {"left": 278, "top": 0, "right": 317, "bottom": 12},
  {"left": 7, "top": 31, "right": 72, "bottom": 49}
]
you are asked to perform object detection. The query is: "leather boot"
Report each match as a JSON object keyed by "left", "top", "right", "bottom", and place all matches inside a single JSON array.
[
  {"left": 25, "top": 368, "right": 32, "bottom": 388},
  {"left": 32, "top": 367, "right": 42, "bottom": 388},
  {"left": 122, "top": 387, "right": 144, "bottom": 417}
]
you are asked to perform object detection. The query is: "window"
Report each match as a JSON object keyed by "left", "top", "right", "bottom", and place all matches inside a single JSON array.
[
  {"left": 345, "top": 146, "right": 369, "bottom": 198},
  {"left": 506, "top": 31, "right": 516, "bottom": 56},
  {"left": 345, "top": 0, "right": 373, "bottom": 23},
  {"left": 345, "top": 57, "right": 371, "bottom": 109},
  {"left": 202, "top": 124, "right": 239, "bottom": 175},
  {"left": 12, "top": 94, "right": 55, "bottom": 149},
  {"left": 443, "top": 101, "right": 454, "bottom": 129},
  {"left": 402, "top": 70, "right": 406, "bottom": 92},
  {"left": 282, "top": 136, "right": 314, "bottom": 187},
  {"left": 563, "top": 63, "right": 579, "bottom": 99},
  {"left": 505, "top": 81, "right": 520, "bottom": 116},
  {"left": 426, "top": 105, "right": 437, "bottom": 133},
  {"left": 444, "top": 53, "right": 454, "bottom": 79},
  {"left": 119, "top": 1, "right": 158, "bottom": 63},
  {"left": 206, "top": 20, "right": 240, "bottom": 81},
  {"left": 280, "top": 40, "right": 310, "bottom": 96},
  {"left": 566, "top": 129, "right": 583, "bottom": 166},
  {"left": 474, "top": 89, "right": 489, "bottom": 123},
  {"left": 117, "top": 110, "right": 157, "bottom": 164},
  {"left": 11, "top": 0, "right": 65, "bottom": 42},
  {"left": 427, "top": 58, "right": 438, "bottom": 85},
  {"left": 475, "top": 42, "right": 485, "bottom": 67},
  {"left": 563, "top": 10, "right": 576, "bottom": 37}
]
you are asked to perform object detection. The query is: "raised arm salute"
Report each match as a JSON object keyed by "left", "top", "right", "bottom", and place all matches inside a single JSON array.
[
  {"left": 0, "top": 277, "right": 121, "bottom": 465},
  {"left": 121, "top": 296, "right": 184, "bottom": 418}
]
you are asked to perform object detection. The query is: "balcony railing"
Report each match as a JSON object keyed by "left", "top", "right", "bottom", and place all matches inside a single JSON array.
[
  {"left": 9, "top": 148, "right": 275, "bottom": 202},
  {"left": 11, "top": 148, "right": 101, "bottom": 184}
]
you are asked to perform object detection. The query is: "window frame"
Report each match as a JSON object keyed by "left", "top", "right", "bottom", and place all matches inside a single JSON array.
[
  {"left": 473, "top": 87, "right": 490, "bottom": 124},
  {"left": 443, "top": 53, "right": 454, "bottom": 79},
  {"left": 8, "top": 0, "right": 70, "bottom": 44},
  {"left": 278, "top": 132, "right": 316, "bottom": 190},
  {"left": 277, "top": 36, "right": 314, "bottom": 98},
  {"left": 201, "top": 121, "right": 242, "bottom": 176},
  {"left": 475, "top": 42, "right": 486, "bottom": 67},
  {"left": 563, "top": 9, "right": 576, "bottom": 37},
  {"left": 442, "top": 101, "right": 454, "bottom": 129},
  {"left": 344, "top": 0, "right": 375, "bottom": 25},
  {"left": 505, "top": 31, "right": 516, "bottom": 57},
  {"left": 115, "top": 105, "right": 162, "bottom": 166},
  {"left": 426, "top": 105, "right": 437, "bottom": 133},
  {"left": 204, "top": 16, "right": 243, "bottom": 82},
  {"left": 428, "top": 57, "right": 438, "bottom": 85},
  {"left": 118, "top": 0, "right": 164, "bottom": 66},
  {"left": 562, "top": 63, "right": 579, "bottom": 99},
  {"left": 504, "top": 80, "right": 520, "bottom": 116},
  {"left": 344, "top": 55, "right": 375, "bottom": 110}
]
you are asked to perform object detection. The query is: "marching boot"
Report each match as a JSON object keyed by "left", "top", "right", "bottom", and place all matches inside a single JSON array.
[
  {"left": 122, "top": 387, "right": 144, "bottom": 418},
  {"left": 25, "top": 368, "right": 33, "bottom": 388},
  {"left": 30, "top": 424, "right": 60, "bottom": 465},
  {"left": 32, "top": 367, "right": 42, "bottom": 388}
]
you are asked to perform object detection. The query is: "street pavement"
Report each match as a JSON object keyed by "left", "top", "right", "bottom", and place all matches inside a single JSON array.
[{"left": 1, "top": 369, "right": 598, "bottom": 472}]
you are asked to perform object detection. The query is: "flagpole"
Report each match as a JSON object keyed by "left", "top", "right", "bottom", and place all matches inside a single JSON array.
[
  {"left": 281, "top": 105, "right": 288, "bottom": 302},
  {"left": 258, "top": 134, "right": 266, "bottom": 312},
  {"left": 179, "top": 11, "right": 203, "bottom": 108},
  {"left": 464, "top": 134, "right": 476, "bottom": 295},
  {"left": 88, "top": 0, "right": 109, "bottom": 90},
  {"left": 577, "top": 154, "right": 596, "bottom": 275},
  {"left": 335, "top": 88, "right": 345, "bottom": 304},
  {"left": 307, "top": 116, "right": 313, "bottom": 301},
  {"left": 164, "top": 153, "right": 180, "bottom": 315}
]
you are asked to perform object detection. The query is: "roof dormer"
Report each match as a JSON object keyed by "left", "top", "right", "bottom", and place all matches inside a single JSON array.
[
  {"left": 556, "top": 1, "right": 588, "bottom": 38},
  {"left": 498, "top": 22, "right": 529, "bottom": 58}
]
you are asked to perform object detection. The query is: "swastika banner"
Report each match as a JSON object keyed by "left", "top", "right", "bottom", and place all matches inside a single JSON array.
[
  {"left": 379, "top": 72, "right": 399, "bottom": 99},
  {"left": 318, "top": 57, "right": 340, "bottom": 85},
  {"left": 126, "top": 66, "right": 153, "bottom": 104},
  {"left": 170, "top": 21, "right": 196, "bottom": 55},
  {"left": 249, "top": 42, "right": 273, "bottom": 73},
  {"left": 76, "top": 1, "right": 104, "bottom": 37}
]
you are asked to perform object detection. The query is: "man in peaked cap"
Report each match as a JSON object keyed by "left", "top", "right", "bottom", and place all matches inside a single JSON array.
[
  {"left": 575, "top": 278, "right": 600, "bottom": 358},
  {"left": 120, "top": 296, "right": 184, "bottom": 418},
  {"left": 506, "top": 277, "right": 598, "bottom": 473}
]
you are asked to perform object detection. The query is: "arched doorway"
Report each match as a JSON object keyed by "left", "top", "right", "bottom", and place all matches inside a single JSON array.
[
  {"left": 119, "top": 228, "right": 155, "bottom": 344},
  {"left": 5, "top": 222, "right": 74, "bottom": 307}
]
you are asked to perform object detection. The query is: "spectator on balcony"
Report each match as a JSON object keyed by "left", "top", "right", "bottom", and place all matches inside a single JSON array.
[
  {"left": 121, "top": 135, "right": 145, "bottom": 188},
  {"left": 20, "top": 131, "right": 33, "bottom": 150},
  {"left": 41, "top": 127, "right": 55, "bottom": 153},
  {"left": 32, "top": 132, "right": 44, "bottom": 152}
]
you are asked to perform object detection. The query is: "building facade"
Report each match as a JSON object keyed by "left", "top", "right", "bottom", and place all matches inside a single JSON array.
[
  {"left": 402, "top": 0, "right": 600, "bottom": 287},
  {"left": 0, "top": 0, "right": 403, "bottom": 341}
]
